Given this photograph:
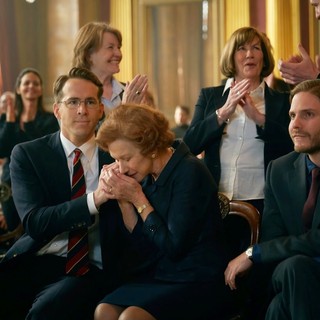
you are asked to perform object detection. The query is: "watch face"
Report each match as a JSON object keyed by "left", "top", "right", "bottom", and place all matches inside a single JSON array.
[{"left": 246, "top": 247, "right": 253, "bottom": 257}]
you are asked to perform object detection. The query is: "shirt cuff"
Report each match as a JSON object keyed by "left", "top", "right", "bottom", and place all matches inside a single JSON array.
[
  {"left": 87, "top": 192, "right": 99, "bottom": 214},
  {"left": 252, "top": 244, "right": 261, "bottom": 263}
]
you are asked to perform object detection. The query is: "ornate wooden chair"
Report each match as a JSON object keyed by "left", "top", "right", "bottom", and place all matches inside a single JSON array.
[
  {"left": 218, "top": 192, "right": 261, "bottom": 320},
  {"left": 0, "top": 183, "right": 23, "bottom": 259},
  {"left": 218, "top": 192, "right": 260, "bottom": 255}
]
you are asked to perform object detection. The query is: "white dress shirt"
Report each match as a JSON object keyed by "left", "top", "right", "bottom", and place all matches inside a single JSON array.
[
  {"left": 219, "top": 78, "right": 265, "bottom": 200},
  {"left": 101, "top": 77, "right": 125, "bottom": 113}
]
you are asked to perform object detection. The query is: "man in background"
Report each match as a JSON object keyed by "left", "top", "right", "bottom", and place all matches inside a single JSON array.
[{"left": 171, "top": 105, "right": 190, "bottom": 139}]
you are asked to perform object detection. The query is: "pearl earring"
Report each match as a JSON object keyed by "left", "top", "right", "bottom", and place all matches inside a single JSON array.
[{"left": 151, "top": 153, "right": 156, "bottom": 159}]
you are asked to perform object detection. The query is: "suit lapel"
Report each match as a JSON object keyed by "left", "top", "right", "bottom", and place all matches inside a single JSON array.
[
  {"left": 46, "top": 132, "right": 72, "bottom": 198},
  {"left": 288, "top": 154, "right": 308, "bottom": 230}
]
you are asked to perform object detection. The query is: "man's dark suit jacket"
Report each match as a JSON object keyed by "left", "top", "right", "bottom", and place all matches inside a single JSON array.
[
  {"left": 258, "top": 151, "right": 320, "bottom": 262},
  {"left": 184, "top": 83, "right": 293, "bottom": 184},
  {"left": 1, "top": 131, "right": 144, "bottom": 282}
]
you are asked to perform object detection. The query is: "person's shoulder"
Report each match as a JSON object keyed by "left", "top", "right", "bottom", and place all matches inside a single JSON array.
[
  {"left": 38, "top": 111, "right": 58, "bottom": 121},
  {"left": 175, "top": 141, "right": 215, "bottom": 177},
  {"left": 13, "top": 132, "right": 58, "bottom": 153},
  {"left": 201, "top": 85, "right": 224, "bottom": 93},
  {"left": 269, "top": 151, "right": 301, "bottom": 170},
  {"left": 265, "top": 84, "right": 290, "bottom": 97}
]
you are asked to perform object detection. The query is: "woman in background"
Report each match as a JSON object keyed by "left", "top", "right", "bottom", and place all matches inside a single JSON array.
[
  {"left": 184, "top": 27, "right": 293, "bottom": 215},
  {"left": 94, "top": 104, "right": 229, "bottom": 320},
  {"left": 0, "top": 68, "right": 59, "bottom": 232},
  {"left": 72, "top": 22, "right": 148, "bottom": 115}
]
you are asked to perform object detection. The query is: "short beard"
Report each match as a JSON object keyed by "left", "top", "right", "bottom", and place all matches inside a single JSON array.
[{"left": 294, "top": 144, "right": 320, "bottom": 155}]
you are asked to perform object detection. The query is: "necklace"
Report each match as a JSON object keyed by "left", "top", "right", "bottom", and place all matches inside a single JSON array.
[{"left": 152, "top": 147, "right": 175, "bottom": 181}]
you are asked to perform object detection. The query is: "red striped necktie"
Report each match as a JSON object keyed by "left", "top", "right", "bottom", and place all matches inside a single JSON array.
[
  {"left": 302, "top": 167, "right": 320, "bottom": 230},
  {"left": 65, "top": 148, "right": 90, "bottom": 276}
]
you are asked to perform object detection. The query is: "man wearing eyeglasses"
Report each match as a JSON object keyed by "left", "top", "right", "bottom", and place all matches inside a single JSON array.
[
  {"left": 0, "top": 68, "right": 136, "bottom": 319},
  {"left": 278, "top": 0, "right": 320, "bottom": 85}
]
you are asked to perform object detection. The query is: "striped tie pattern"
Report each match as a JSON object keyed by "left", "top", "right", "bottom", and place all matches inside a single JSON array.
[
  {"left": 302, "top": 167, "right": 320, "bottom": 230},
  {"left": 65, "top": 148, "right": 90, "bottom": 276}
]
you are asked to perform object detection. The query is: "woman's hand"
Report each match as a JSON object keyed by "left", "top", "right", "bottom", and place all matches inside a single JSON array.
[
  {"left": 103, "top": 166, "right": 145, "bottom": 205},
  {"left": 216, "top": 79, "right": 251, "bottom": 124},
  {"left": 241, "top": 95, "right": 265, "bottom": 127},
  {"left": 122, "top": 74, "right": 148, "bottom": 104},
  {"left": 5, "top": 97, "right": 16, "bottom": 122},
  {"left": 93, "top": 163, "right": 119, "bottom": 208}
]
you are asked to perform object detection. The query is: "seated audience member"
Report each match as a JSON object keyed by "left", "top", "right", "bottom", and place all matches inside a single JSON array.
[
  {"left": 171, "top": 105, "right": 190, "bottom": 139},
  {"left": 0, "top": 68, "right": 59, "bottom": 233},
  {"left": 0, "top": 67, "right": 132, "bottom": 320},
  {"left": 72, "top": 21, "right": 148, "bottom": 114},
  {"left": 278, "top": 0, "right": 320, "bottom": 85},
  {"left": 94, "top": 104, "right": 230, "bottom": 320},
  {"left": 184, "top": 26, "right": 293, "bottom": 215},
  {"left": 225, "top": 79, "right": 320, "bottom": 320}
]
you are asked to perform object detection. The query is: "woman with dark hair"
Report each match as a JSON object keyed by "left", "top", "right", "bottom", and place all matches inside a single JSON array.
[
  {"left": 94, "top": 104, "right": 229, "bottom": 320},
  {"left": 184, "top": 26, "right": 293, "bottom": 215},
  {"left": 0, "top": 67, "right": 59, "bottom": 232}
]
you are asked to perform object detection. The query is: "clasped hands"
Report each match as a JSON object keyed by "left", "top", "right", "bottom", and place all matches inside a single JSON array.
[
  {"left": 93, "top": 162, "right": 142, "bottom": 209},
  {"left": 122, "top": 74, "right": 148, "bottom": 104},
  {"left": 218, "top": 79, "right": 265, "bottom": 126}
]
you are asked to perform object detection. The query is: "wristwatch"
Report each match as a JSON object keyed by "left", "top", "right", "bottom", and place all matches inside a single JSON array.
[
  {"left": 137, "top": 203, "right": 150, "bottom": 214},
  {"left": 245, "top": 246, "right": 253, "bottom": 261}
]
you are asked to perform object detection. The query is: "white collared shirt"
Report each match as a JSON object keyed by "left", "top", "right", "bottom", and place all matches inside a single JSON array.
[
  {"left": 101, "top": 77, "right": 125, "bottom": 113},
  {"left": 37, "top": 133, "right": 102, "bottom": 268},
  {"left": 219, "top": 78, "right": 265, "bottom": 200}
]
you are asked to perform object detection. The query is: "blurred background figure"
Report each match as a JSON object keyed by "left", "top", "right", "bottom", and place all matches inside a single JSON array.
[
  {"left": 72, "top": 21, "right": 148, "bottom": 116},
  {"left": 0, "top": 68, "right": 59, "bottom": 234},
  {"left": 171, "top": 105, "right": 190, "bottom": 139}
]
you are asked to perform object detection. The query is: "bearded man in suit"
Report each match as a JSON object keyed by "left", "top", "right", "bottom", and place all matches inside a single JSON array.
[{"left": 225, "top": 79, "right": 320, "bottom": 320}]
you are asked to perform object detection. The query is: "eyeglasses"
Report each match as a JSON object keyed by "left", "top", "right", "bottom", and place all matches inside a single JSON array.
[{"left": 59, "top": 98, "right": 99, "bottom": 109}]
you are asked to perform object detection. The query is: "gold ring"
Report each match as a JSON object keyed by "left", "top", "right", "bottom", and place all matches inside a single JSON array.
[{"left": 135, "top": 90, "right": 141, "bottom": 95}]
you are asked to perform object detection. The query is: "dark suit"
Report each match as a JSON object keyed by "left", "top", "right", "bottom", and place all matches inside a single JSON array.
[
  {"left": 254, "top": 151, "right": 320, "bottom": 320},
  {"left": 183, "top": 83, "right": 293, "bottom": 185},
  {"left": 0, "top": 111, "right": 59, "bottom": 230},
  {"left": 0, "top": 132, "right": 137, "bottom": 320}
]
